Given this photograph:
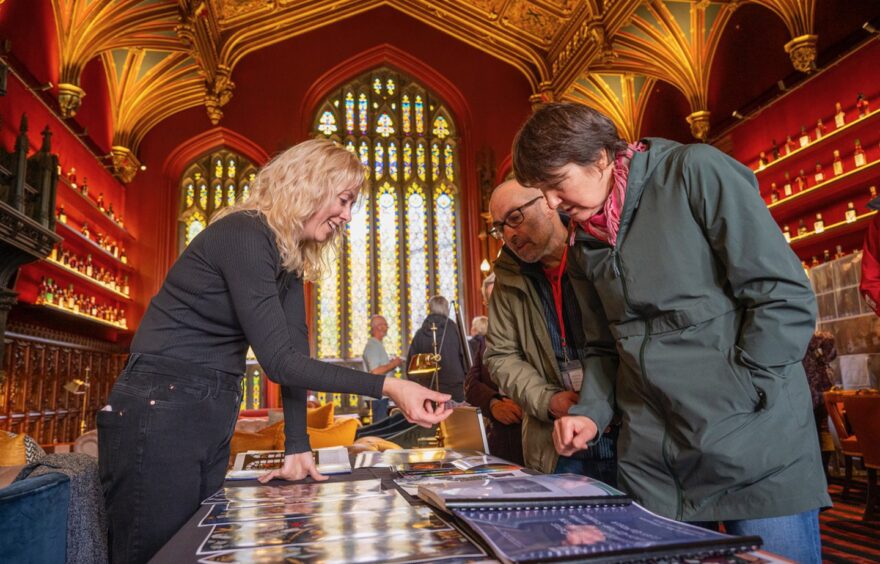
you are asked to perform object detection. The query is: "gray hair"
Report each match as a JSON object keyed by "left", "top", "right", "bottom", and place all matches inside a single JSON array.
[
  {"left": 370, "top": 314, "right": 387, "bottom": 329},
  {"left": 428, "top": 295, "right": 449, "bottom": 317},
  {"left": 471, "top": 316, "right": 489, "bottom": 336}
]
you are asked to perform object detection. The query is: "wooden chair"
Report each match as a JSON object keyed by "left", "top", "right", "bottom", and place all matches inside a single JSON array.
[
  {"left": 841, "top": 390, "right": 880, "bottom": 520},
  {"left": 824, "top": 389, "right": 864, "bottom": 495}
]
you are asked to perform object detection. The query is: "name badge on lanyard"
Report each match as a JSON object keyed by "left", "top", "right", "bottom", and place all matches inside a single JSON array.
[{"left": 559, "top": 359, "right": 583, "bottom": 392}]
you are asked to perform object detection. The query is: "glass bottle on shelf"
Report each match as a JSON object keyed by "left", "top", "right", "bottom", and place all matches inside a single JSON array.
[
  {"left": 58, "top": 206, "right": 67, "bottom": 224},
  {"left": 120, "top": 248, "right": 128, "bottom": 265},
  {"left": 81, "top": 177, "right": 88, "bottom": 196},
  {"left": 871, "top": 185, "right": 878, "bottom": 198},
  {"left": 769, "top": 182, "right": 779, "bottom": 203},
  {"left": 834, "top": 101, "right": 845, "bottom": 128},
  {"left": 798, "top": 125, "right": 810, "bottom": 147},
  {"left": 811, "top": 256, "right": 820, "bottom": 267},
  {"left": 783, "top": 172, "right": 793, "bottom": 196},
  {"left": 758, "top": 151, "right": 768, "bottom": 170},
  {"left": 798, "top": 219, "right": 808, "bottom": 236},
  {"left": 854, "top": 139, "right": 866, "bottom": 167},
  {"left": 832, "top": 150, "right": 843, "bottom": 176},
  {"left": 813, "top": 162, "right": 824, "bottom": 184},
  {"left": 785, "top": 135, "right": 797, "bottom": 155},
  {"left": 813, "top": 213, "right": 824, "bottom": 234},
  {"left": 856, "top": 93, "right": 869, "bottom": 117},
  {"left": 67, "top": 168, "right": 77, "bottom": 190},
  {"left": 85, "top": 254, "right": 93, "bottom": 277},
  {"left": 835, "top": 245, "right": 846, "bottom": 259},
  {"left": 795, "top": 169, "right": 807, "bottom": 192},
  {"left": 783, "top": 224, "right": 791, "bottom": 242},
  {"left": 97, "top": 193, "right": 105, "bottom": 212},
  {"left": 814, "top": 118, "right": 825, "bottom": 140},
  {"left": 45, "top": 278, "right": 55, "bottom": 304},
  {"left": 771, "top": 139, "right": 780, "bottom": 160},
  {"left": 845, "top": 201, "right": 857, "bottom": 223},
  {"left": 823, "top": 249, "right": 831, "bottom": 263},
  {"left": 107, "top": 203, "right": 115, "bottom": 221},
  {"left": 123, "top": 275, "right": 130, "bottom": 296},
  {"left": 81, "top": 222, "right": 90, "bottom": 238}
]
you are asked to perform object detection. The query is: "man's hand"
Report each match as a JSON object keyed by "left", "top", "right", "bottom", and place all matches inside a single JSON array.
[
  {"left": 383, "top": 377, "right": 452, "bottom": 427},
  {"left": 390, "top": 356, "right": 404, "bottom": 369},
  {"left": 549, "top": 390, "right": 579, "bottom": 419},
  {"left": 257, "top": 451, "right": 328, "bottom": 484},
  {"left": 490, "top": 397, "right": 523, "bottom": 425},
  {"left": 553, "top": 415, "right": 599, "bottom": 456}
]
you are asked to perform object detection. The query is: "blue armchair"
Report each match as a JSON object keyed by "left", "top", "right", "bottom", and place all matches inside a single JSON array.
[{"left": 0, "top": 472, "right": 70, "bottom": 563}]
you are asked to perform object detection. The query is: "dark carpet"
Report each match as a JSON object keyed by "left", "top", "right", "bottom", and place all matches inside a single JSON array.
[{"left": 821, "top": 482, "right": 880, "bottom": 563}]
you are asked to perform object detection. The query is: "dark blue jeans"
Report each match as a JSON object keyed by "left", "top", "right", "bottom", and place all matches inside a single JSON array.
[
  {"left": 98, "top": 353, "right": 242, "bottom": 564},
  {"left": 694, "top": 509, "right": 822, "bottom": 563}
]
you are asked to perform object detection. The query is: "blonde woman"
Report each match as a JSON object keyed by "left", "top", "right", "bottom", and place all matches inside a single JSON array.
[{"left": 98, "top": 139, "right": 451, "bottom": 564}]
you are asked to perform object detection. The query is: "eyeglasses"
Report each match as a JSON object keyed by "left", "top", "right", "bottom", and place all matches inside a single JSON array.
[{"left": 488, "top": 196, "right": 544, "bottom": 240}]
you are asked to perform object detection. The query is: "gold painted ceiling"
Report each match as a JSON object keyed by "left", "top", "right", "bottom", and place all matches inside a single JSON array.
[{"left": 39, "top": 0, "right": 824, "bottom": 182}]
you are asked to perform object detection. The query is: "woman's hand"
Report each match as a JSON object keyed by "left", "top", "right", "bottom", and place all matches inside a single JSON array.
[
  {"left": 383, "top": 377, "right": 452, "bottom": 427},
  {"left": 257, "top": 451, "right": 328, "bottom": 484},
  {"left": 553, "top": 415, "right": 599, "bottom": 456}
]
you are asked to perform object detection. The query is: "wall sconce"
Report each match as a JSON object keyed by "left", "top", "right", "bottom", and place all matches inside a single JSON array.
[
  {"left": 480, "top": 259, "right": 491, "bottom": 276},
  {"left": 863, "top": 22, "right": 879, "bottom": 35},
  {"left": 731, "top": 111, "right": 744, "bottom": 120},
  {"left": 64, "top": 367, "right": 91, "bottom": 437}
]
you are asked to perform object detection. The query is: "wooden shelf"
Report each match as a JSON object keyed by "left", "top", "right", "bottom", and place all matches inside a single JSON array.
[
  {"left": 58, "top": 177, "right": 134, "bottom": 241},
  {"left": 43, "top": 258, "right": 132, "bottom": 301},
  {"left": 767, "top": 158, "right": 880, "bottom": 220},
  {"left": 789, "top": 211, "right": 877, "bottom": 251},
  {"left": 55, "top": 220, "right": 133, "bottom": 272},
  {"left": 753, "top": 108, "right": 880, "bottom": 175},
  {"left": 32, "top": 302, "right": 129, "bottom": 331}
]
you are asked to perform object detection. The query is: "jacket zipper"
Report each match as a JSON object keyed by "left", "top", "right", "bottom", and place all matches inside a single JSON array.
[{"left": 617, "top": 242, "right": 684, "bottom": 519}]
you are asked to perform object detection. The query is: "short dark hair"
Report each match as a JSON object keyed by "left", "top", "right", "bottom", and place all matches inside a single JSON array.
[{"left": 513, "top": 103, "right": 627, "bottom": 187}]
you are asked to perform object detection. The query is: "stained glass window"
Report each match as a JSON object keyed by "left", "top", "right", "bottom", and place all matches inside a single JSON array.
[
  {"left": 312, "top": 68, "right": 461, "bottom": 359},
  {"left": 178, "top": 150, "right": 257, "bottom": 252},
  {"left": 432, "top": 115, "right": 450, "bottom": 139},
  {"left": 318, "top": 110, "right": 338, "bottom": 136}
]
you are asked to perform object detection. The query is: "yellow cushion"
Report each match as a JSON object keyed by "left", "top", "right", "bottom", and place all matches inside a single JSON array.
[
  {"left": 353, "top": 436, "right": 402, "bottom": 452},
  {"left": 306, "top": 403, "right": 335, "bottom": 429},
  {"left": 0, "top": 433, "right": 26, "bottom": 466},
  {"left": 307, "top": 418, "right": 359, "bottom": 449},
  {"left": 229, "top": 421, "right": 282, "bottom": 465}
]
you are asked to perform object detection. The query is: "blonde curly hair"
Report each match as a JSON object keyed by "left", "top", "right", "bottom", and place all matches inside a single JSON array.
[{"left": 212, "top": 139, "right": 367, "bottom": 281}]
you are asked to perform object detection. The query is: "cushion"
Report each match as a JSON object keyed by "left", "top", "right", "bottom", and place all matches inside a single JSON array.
[
  {"left": 352, "top": 436, "right": 402, "bottom": 452},
  {"left": 306, "top": 403, "right": 335, "bottom": 429},
  {"left": 229, "top": 421, "right": 283, "bottom": 465},
  {"left": 0, "top": 433, "right": 26, "bottom": 466},
  {"left": 307, "top": 418, "right": 359, "bottom": 449}
]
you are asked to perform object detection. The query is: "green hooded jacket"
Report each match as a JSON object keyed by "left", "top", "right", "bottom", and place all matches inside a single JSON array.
[
  {"left": 567, "top": 138, "right": 830, "bottom": 521},
  {"left": 484, "top": 248, "right": 565, "bottom": 474}
]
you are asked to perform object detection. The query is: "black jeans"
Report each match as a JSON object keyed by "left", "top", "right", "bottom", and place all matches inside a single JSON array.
[{"left": 97, "top": 353, "right": 242, "bottom": 564}]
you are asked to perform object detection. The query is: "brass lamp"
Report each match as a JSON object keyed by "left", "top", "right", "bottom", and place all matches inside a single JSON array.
[
  {"left": 64, "top": 367, "right": 91, "bottom": 436},
  {"left": 407, "top": 322, "right": 442, "bottom": 392}
]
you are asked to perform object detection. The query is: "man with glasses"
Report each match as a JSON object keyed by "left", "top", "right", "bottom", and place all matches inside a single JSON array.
[{"left": 484, "top": 180, "right": 617, "bottom": 483}]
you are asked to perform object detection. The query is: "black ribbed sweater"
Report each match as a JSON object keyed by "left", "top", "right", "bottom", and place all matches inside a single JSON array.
[{"left": 131, "top": 211, "right": 385, "bottom": 453}]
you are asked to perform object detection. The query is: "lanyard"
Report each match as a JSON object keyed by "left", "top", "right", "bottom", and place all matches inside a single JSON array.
[{"left": 547, "top": 228, "right": 573, "bottom": 363}]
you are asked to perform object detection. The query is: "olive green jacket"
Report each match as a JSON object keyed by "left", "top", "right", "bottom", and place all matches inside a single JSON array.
[
  {"left": 484, "top": 249, "right": 564, "bottom": 474},
  {"left": 568, "top": 138, "right": 830, "bottom": 521}
]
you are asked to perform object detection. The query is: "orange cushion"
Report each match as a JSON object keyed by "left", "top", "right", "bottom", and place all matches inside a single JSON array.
[
  {"left": 0, "top": 432, "right": 26, "bottom": 466},
  {"left": 352, "top": 436, "right": 402, "bottom": 452},
  {"left": 230, "top": 421, "right": 283, "bottom": 460},
  {"left": 306, "top": 403, "right": 335, "bottom": 429},
  {"left": 307, "top": 418, "right": 359, "bottom": 449}
]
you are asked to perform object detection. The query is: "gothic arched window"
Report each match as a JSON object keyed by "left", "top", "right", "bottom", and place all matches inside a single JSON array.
[
  {"left": 178, "top": 150, "right": 257, "bottom": 252},
  {"left": 312, "top": 67, "right": 461, "bottom": 360}
]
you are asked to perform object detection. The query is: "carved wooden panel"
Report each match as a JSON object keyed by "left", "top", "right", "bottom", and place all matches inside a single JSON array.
[{"left": 1, "top": 321, "right": 127, "bottom": 445}]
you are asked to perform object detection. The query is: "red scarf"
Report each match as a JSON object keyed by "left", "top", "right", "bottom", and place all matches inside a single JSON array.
[{"left": 583, "top": 142, "right": 647, "bottom": 246}]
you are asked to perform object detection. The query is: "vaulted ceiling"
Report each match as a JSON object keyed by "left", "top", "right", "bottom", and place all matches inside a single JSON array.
[{"left": 10, "top": 0, "right": 878, "bottom": 182}]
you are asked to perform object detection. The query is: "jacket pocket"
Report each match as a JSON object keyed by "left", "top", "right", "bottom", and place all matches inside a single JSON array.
[
  {"left": 734, "top": 347, "right": 781, "bottom": 410},
  {"left": 724, "top": 348, "right": 762, "bottom": 409}
]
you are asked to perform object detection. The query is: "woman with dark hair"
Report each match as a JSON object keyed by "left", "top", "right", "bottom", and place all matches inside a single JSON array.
[{"left": 512, "top": 103, "right": 829, "bottom": 563}]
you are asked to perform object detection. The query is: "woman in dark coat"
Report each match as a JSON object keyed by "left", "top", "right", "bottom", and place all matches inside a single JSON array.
[{"left": 513, "top": 103, "right": 828, "bottom": 563}]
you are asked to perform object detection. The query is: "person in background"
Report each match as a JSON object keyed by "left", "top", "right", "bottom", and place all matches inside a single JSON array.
[
  {"left": 468, "top": 315, "right": 489, "bottom": 364},
  {"left": 465, "top": 274, "right": 525, "bottom": 465},
  {"left": 513, "top": 103, "right": 827, "bottom": 563},
  {"left": 362, "top": 314, "right": 404, "bottom": 421},
  {"left": 802, "top": 331, "right": 837, "bottom": 471},
  {"left": 483, "top": 180, "right": 616, "bottom": 481},
  {"left": 860, "top": 197, "right": 880, "bottom": 314},
  {"left": 407, "top": 296, "right": 468, "bottom": 402},
  {"left": 98, "top": 139, "right": 450, "bottom": 564}
]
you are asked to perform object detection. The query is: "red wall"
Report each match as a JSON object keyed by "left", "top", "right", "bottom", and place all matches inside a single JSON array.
[{"left": 128, "top": 6, "right": 534, "bottom": 313}]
